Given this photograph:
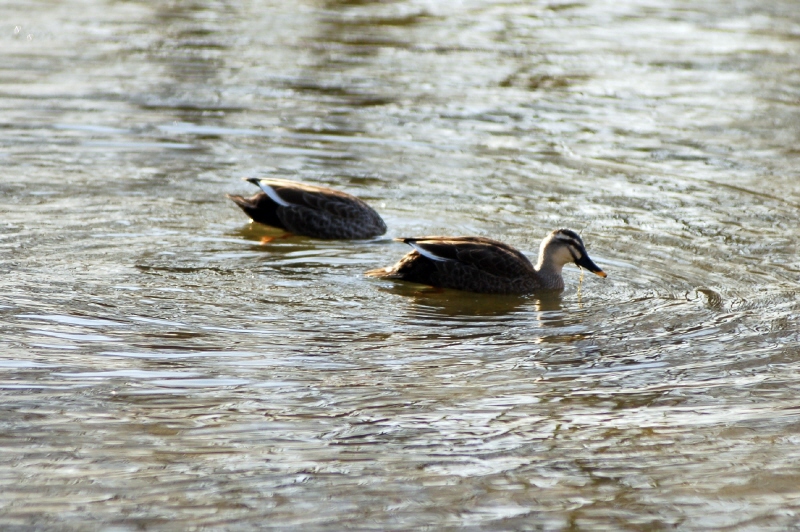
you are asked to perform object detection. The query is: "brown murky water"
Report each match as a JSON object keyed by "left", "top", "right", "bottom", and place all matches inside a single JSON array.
[{"left": 2, "top": 0, "right": 800, "bottom": 529}]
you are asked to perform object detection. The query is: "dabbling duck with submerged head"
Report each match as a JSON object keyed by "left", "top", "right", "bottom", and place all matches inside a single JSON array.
[
  {"left": 227, "top": 177, "right": 387, "bottom": 240},
  {"left": 367, "top": 228, "right": 606, "bottom": 294}
]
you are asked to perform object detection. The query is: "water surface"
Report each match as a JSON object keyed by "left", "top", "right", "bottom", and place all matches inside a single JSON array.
[{"left": 2, "top": 0, "right": 800, "bottom": 529}]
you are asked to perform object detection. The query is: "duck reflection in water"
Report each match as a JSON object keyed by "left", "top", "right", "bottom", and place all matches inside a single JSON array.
[{"left": 376, "top": 282, "right": 570, "bottom": 340}]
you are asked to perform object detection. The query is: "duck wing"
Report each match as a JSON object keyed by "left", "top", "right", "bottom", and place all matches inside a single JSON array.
[{"left": 398, "top": 236, "right": 535, "bottom": 279}]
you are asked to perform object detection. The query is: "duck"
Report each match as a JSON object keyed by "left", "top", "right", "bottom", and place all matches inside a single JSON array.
[
  {"left": 227, "top": 178, "right": 387, "bottom": 239},
  {"left": 366, "top": 228, "right": 606, "bottom": 294}
]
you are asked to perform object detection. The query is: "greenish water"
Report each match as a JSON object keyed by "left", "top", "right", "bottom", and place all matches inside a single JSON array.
[{"left": 1, "top": 0, "right": 799, "bottom": 529}]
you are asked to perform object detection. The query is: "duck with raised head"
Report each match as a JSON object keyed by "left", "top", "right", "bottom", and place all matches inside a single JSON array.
[
  {"left": 366, "top": 228, "right": 606, "bottom": 294},
  {"left": 227, "top": 178, "right": 387, "bottom": 240}
]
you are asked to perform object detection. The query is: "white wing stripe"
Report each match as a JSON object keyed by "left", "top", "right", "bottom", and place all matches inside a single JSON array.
[
  {"left": 409, "top": 242, "right": 449, "bottom": 262},
  {"left": 255, "top": 181, "right": 291, "bottom": 207}
]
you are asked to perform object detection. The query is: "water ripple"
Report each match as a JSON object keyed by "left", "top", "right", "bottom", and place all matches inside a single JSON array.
[{"left": 1, "top": 0, "right": 799, "bottom": 529}]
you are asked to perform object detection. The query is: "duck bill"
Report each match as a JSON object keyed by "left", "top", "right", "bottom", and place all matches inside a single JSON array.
[{"left": 575, "top": 254, "right": 607, "bottom": 278}]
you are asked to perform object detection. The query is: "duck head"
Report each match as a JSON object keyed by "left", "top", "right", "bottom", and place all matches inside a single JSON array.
[{"left": 537, "top": 228, "right": 606, "bottom": 278}]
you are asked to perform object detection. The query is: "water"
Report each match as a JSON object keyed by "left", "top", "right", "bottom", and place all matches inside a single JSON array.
[{"left": 2, "top": 0, "right": 799, "bottom": 529}]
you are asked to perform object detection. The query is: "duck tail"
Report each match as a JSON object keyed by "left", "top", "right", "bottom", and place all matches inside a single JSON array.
[
  {"left": 226, "top": 194, "right": 254, "bottom": 209},
  {"left": 365, "top": 266, "right": 399, "bottom": 278}
]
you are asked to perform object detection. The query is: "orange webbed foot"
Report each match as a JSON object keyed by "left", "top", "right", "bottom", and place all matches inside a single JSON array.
[{"left": 260, "top": 233, "right": 293, "bottom": 244}]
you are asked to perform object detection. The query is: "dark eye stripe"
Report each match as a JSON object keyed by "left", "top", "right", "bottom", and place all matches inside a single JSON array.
[{"left": 554, "top": 235, "right": 583, "bottom": 249}]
